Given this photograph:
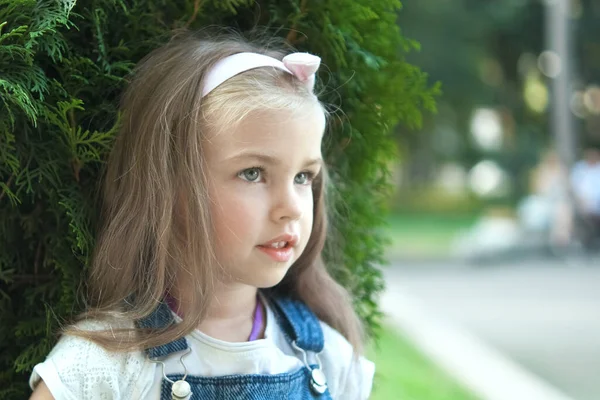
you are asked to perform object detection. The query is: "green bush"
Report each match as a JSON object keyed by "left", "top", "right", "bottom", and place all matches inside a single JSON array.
[{"left": 0, "top": 0, "right": 438, "bottom": 395}]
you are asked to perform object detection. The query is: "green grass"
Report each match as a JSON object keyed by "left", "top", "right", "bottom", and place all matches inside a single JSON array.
[
  {"left": 367, "top": 325, "right": 479, "bottom": 400},
  {"left": 384, "top": 213, "right": 477, "bottom": 259}
]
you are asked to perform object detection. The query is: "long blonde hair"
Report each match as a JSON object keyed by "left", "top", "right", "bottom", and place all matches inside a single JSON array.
[{"left": 66, "top": 29, "right": 364, "bottom": 354}]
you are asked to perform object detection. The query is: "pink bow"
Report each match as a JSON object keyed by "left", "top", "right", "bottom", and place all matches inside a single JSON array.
[{"left": 282, "top": 53, "right": 321, "bottom": 91}]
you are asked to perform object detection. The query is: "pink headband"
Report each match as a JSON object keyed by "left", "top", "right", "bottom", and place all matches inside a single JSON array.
[{"left": 202, "top": 52, "right": 321, "bottom": 97}]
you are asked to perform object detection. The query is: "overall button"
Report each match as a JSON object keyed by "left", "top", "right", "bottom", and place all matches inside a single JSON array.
[
  {"left": 171, "top": 380, "right": 192, "bottom": 400},
  {"left": 310, "top": 368, "right": 328, "bottom": 394}
]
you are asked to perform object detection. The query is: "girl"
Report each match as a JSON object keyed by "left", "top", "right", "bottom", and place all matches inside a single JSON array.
[{"left": 29, "top": 30, "right": 374, "bottom": 400}]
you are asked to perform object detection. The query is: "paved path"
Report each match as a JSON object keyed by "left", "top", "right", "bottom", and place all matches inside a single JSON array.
[{"left": 382, "top": 257, "right": 600, "bottom": 400}]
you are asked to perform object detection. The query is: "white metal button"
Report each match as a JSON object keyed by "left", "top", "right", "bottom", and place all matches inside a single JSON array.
[
  {"left": 310, "top": 368, "right": 328, "bottom": 394},
  {"left": 172, "top": 379, "right": 192, "bottom": 399}
]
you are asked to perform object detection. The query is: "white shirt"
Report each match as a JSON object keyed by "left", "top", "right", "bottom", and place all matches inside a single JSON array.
[{"left": 30, "top": 299, "right": 374, "bottom": 399}]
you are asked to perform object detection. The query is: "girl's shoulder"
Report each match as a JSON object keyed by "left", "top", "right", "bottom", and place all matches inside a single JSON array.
[
  {"left": 317, "top": 321, "right": 375, "bottom": 400},
  {"left": 29, "top": 318, "right": 156, "bottom": 400}
]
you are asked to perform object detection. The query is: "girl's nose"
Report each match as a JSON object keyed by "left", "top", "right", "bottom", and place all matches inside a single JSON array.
[{"left": 270, "top": 184, "right": 304, "bottom": 222}]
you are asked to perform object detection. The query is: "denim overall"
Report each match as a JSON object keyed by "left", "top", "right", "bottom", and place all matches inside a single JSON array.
[{"left": 136, "top": 295, "right": 333, "bottom": 400}]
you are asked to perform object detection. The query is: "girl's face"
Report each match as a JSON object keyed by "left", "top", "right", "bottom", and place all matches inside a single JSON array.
[{"left": 204, "top": 103, "right": 326, "bottom": 289}]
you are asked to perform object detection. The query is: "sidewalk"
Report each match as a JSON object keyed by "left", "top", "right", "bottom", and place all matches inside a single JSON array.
[{"left": 380, "top": 257, "right": 600, "bottom": 400}]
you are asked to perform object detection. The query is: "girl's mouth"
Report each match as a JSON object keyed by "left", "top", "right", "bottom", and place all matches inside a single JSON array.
[{"left": 256, "top": 242, "right": 293, "bottom": 262}]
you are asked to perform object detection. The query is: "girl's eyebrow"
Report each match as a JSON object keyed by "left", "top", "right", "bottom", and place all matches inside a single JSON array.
[{"left": 227, "top": 152, "right": 323, "bottom": 168}]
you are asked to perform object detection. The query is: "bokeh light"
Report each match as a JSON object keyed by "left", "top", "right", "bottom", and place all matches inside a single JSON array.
[
  {"left": 470, "top": 108, "right": 503, "bottom": 151},
  {"left": 538, "top": 50, "right": 562, "bottom": 78}
]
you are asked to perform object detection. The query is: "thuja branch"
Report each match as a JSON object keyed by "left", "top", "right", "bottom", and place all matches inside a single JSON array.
[{"left": 0, "top": 175, "right": 14, "bottom": 202}]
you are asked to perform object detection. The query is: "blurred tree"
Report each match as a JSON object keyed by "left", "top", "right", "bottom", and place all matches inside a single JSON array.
[
  {"left": 396, "top": 0, "right": 545, "bottom": 199},
  {"left": 394, "top": 0, "right": 600, "bottom": 203},
  {"left": 577, "top": 0, "right": 600, "bottom": 146}
]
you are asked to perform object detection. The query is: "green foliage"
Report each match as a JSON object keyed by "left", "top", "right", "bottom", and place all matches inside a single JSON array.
[{"left": 0, "top": 0, "right": 437, "bottom": 396}]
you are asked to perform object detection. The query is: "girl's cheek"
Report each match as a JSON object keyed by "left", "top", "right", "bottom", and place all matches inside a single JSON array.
[
  {"left": 301, "top": 188, "right": 314, "bottom": 206},
  {"left": 224, "top": 190, "right": 263, "bottom": 218}
]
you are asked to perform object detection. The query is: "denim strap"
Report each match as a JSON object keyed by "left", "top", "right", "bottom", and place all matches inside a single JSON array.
[
  {"left": 268, "top": 296, "right": 324, "bottom": 353},
  {"left": 135, "top": 302, "right": 189, "bottom": 358}
]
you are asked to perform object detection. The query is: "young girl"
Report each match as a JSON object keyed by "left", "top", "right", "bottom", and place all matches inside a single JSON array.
[{"left": 29, "top": 30, "right": 374, "bottom": 400}]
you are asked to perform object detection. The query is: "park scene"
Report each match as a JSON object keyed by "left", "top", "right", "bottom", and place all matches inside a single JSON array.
[{"left": 1, "top": 1, "right": 599, "bottom": 399}]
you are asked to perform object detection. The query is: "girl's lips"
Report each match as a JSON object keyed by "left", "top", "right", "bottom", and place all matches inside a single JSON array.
[{"left": 256, "top": 244, "right": 294, "bottom": 262}]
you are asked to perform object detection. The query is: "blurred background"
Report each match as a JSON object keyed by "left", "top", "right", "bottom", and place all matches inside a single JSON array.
[
  {"left": 388, "top": 0, "right": 600, "bottom": 260},
  {"left": 373, "top": 1, "right": 600, "bottom": 400}
]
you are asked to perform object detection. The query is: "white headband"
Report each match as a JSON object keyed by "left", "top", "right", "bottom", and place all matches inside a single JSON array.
[{"left": 202, "top": 52, "right": 321, "bottom": 97}]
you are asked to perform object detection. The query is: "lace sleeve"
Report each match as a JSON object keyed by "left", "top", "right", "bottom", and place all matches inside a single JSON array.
[{"left": 29, "top": 321, "right": 155, "bottom": 400}]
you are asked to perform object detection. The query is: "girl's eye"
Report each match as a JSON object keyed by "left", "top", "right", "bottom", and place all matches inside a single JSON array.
[
  {"left": 238, "top": 167, "right": 263, "bottom": 182},
  {"left": 294, "top": 171, "right": 315, "bottom": 185}
]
